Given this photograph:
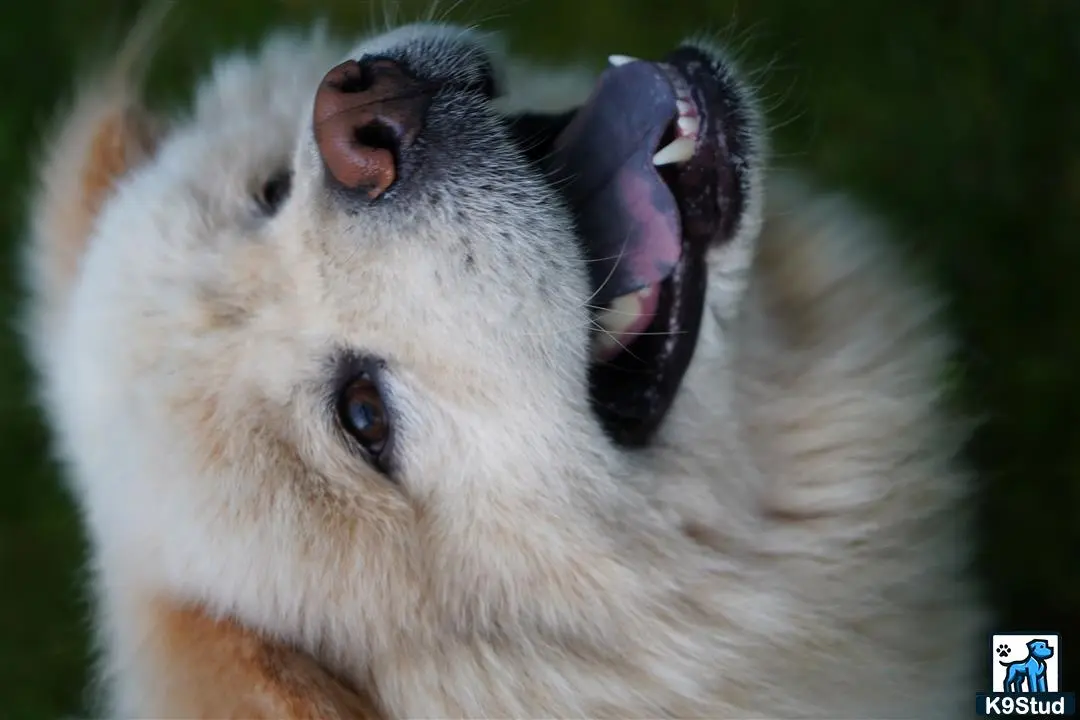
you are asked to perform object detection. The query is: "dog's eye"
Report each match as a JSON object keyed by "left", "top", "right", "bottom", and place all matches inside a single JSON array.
[
  {"left": 257, "top": 169, "right": 292, "bottom": 215},
  {"left": 338, "top": 370, "right": 392, "bottom": 470}
]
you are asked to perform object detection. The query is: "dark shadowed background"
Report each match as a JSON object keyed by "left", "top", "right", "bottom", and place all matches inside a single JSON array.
[{"left": 1, "top": 0, "right": 1078, "bottom": 716}]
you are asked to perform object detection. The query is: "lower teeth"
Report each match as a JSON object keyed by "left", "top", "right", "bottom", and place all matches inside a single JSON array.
[{"left": 592, "top": 285, "right": 659, "bottom": 360}]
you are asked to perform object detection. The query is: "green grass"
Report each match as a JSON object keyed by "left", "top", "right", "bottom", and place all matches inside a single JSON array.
[{"left": 2, "top": 0, "right": 1079, "bottom": 716}]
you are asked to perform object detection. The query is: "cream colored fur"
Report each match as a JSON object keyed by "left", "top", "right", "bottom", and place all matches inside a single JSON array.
[{"left": 22, "top": 15, "right": 984, "bottom": 719}]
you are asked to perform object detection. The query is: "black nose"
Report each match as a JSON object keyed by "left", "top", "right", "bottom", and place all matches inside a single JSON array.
[{"left": 313, "top": 57, "right": 431, "bottom": 200}]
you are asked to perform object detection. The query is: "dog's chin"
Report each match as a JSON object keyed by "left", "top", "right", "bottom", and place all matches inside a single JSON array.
[{"left": 505, "top": 47, "right": 754, "bottom": 447}]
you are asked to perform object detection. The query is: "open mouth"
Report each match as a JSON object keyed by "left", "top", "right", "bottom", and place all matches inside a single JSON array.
[{"left": 506, "top": 46, "right": 755, "bottom": 447}]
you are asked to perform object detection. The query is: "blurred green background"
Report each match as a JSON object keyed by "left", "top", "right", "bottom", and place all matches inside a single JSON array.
[{"left": 2, "top": 0, "right": 1078, "bottom": 716}]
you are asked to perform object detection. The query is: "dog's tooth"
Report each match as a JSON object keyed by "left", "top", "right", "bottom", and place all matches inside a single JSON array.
[
  {"left": 652, "top": 137, "right": 696, "bottom": 166},
  {"left": 676, "top": 99, "right": 694, "bottom": 116},
  {"left": 677, "top": 115, "right": 700, "bottom": 138},
  {"left": 591, "top": 331, "right": 623, "bottom": 360},
  {"left": 596, "top": 292, "right": 641, "bottom": 335},
  {"left": 608, "top": 54, "right": 641, "bottom": 67}
]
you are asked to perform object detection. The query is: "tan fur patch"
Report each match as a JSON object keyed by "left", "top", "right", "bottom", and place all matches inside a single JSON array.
[
  {"left": 82, "top": 109, "right": 154, "bottom": 229},
  {"left": 69, "top": 108, "right": 158, "bottom": 276},
  {"left": 148, "top": 598, "right": 385, "bottom": 719}
]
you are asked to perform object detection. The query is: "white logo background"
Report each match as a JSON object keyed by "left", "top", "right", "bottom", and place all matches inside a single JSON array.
[{"left": 992, "top": 633, "right": 1061, "bottom": 693}]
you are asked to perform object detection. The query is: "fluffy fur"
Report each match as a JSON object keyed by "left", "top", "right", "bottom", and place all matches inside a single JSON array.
[{"left": 22, "top": 11, "right": 984, "bottom": 719}]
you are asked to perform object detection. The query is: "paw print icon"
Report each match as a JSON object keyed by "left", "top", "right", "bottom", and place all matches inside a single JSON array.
[{"left": 995, "top": 643, "right": 1011, "bottom": 658}]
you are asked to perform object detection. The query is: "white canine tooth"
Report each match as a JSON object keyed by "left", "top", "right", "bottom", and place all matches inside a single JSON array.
[
  {"left": 676, "top": 99, "right": 693, "bottom": 115},
  {"left": 596, "top": 311, "right": 618, "bottom": 334},
  {"left": 652, "top": 137, "right": 696, "bottom": 166},
  {"left": 597, "top": 292, "right": 640, "bottom": 335},
  {"left": 677, "top": 115, "right": 700, "bottom": 137},
  {"left": 608, "top": 54, "right": 640, "bottom": 67}
]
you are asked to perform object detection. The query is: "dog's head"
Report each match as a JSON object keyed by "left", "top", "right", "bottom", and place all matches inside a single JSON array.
[
  {"left": 24, "top": 9, "right": 764, "bottom": 671},
  {"left": 1028, "top": 640, "right": 1054, "bottom": 660}
]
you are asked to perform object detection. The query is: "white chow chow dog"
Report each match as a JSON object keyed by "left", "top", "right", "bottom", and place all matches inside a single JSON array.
[{"left": 21, "top": 6, "right": 984, "bottom": 718}]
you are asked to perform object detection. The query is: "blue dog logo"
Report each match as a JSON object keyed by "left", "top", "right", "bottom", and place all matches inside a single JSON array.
[{"left": 999, "top": 639, "right": 1055, "bottom": 693}]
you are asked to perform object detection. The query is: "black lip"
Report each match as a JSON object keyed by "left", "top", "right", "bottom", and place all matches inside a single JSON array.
[{"left": 506, "top": 46, "right": 752, "bottom": 447}]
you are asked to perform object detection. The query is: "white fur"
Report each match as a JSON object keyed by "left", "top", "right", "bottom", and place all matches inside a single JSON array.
[{"left": 23, "top": 19, "right": 984, "bottom": 718}]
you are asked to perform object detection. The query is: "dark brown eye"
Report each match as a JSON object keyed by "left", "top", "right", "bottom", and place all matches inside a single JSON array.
[
  {"left": 257, "top": 169, "right": 292, "bottom": 214},
  {"left": 339, "top": 372, "right": 390, "bottom": 459}
]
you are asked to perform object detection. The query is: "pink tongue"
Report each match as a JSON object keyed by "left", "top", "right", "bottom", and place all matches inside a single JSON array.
[{"left": 543, "top": 60, "right": 683, "bottom": 309}]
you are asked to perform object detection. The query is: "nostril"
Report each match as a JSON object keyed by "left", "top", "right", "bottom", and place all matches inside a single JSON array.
[
  {"left": 332, "top": 61, "right": 374, "bottom": 94},
  {"left": 313, "top": 57, "right": 432, "bottom": 201},
  {"left": 354, "top": 120, "right": 399, "bottom": 157}
]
